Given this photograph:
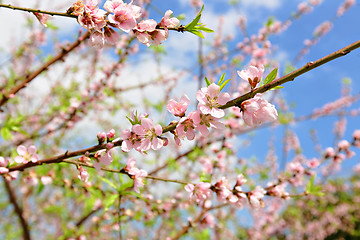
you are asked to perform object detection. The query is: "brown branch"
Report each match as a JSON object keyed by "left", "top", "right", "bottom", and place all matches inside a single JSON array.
[
  {"left": 6, "top": 138, "right": 122, "bottom": 173},
  {"left": 220, "top": 39, "right": 360, "bottom": 109},
  {"left": 0, "top": 31, "right": 91, "bottom": 108},
  {"left": 0, "top": 4, "right": 78, "bottom": 19},
  {"left": 2, "top": 176, "right": 31, "bottom": 240}
]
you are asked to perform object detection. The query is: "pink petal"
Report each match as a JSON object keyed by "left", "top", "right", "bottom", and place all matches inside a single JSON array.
[
  {"left": 17, "top": 145, "right": 27, "bottom": 156},
  {"left": 207, "top": 83, "right": 220, "bottom": 98},
  {"left": 28, "top": 145, "right": 37, "bottom": 155}
]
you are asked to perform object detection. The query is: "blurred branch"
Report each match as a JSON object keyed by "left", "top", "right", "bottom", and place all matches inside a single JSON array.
[
  {"left": 2, "top": 176, "right": 31, "bottom": 240},
  {"left": 0, "top": 31, "right": 91, "bottom": 108}
]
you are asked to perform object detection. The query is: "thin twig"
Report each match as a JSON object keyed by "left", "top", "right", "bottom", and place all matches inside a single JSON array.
[{"left": 0, "top": 4, "right": 78, "bottom": 18}]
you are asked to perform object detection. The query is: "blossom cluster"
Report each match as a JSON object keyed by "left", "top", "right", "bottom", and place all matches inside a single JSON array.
[
  {"left": 184, "top": 174, "right": 279, "bottom": 210},
  {"left": 64, "top": 0, "right": 180, "bottom": 48}
]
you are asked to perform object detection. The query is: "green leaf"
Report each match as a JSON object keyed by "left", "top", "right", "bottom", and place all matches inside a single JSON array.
[
  {"left": 103, "top": 194, "right": 118, "bottom": 210},
  {"left": 218, "top": 73, "right": 226, "bottom": 85},
  {"left": 219, "top": 79, "right": 230, "bottom": 91},
  {"left": 99, "top": 177, "right": 118, "bottom": 191},
  {"left": 306, "top": 175, "right": 325, "bottom": 197},
  {"left": 1, "top": 127, "right": 12, "bottom": 140},
  {"left": 204, "top": 76, "right": 211, "bottom": 86},
  {"left": 187, "top": 29, "right": 204, "bottom": 38},
  {"left": 263, "top": 68, "right": 278, "bottom": 85},
  {"left": 185, "top": 5, "right": 204, "bottom": 30},
  {"left": 271, "top": 86, "right": 284, "bottom": 90}
]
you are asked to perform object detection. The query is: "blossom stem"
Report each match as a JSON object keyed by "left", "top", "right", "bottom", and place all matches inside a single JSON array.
[{"left": 0, "top": 3, "right": 78, "bottom": 18}]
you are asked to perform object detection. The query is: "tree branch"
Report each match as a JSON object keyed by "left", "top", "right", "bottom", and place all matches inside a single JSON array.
[
  {"left": 0, "top": 31, "right": 91, "bottom": 108},
  {"left": 2, "top": 176, "right": 31, "bottom": 240},
  {"left": 0, "top": 4, "right": 78, "bottom": 19}
]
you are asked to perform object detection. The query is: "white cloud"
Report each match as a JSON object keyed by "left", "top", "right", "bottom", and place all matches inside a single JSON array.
[{"left": 240, "top": 0, "right": 282, "bottom": 9}]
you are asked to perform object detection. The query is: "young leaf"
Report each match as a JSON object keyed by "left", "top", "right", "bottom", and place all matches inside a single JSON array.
[
  {"left": 263, "top": 68, "right": 278, "bottom": 85},
  {"left": 204, "top": 76, "right": 211, "bottom": 86},
  {"left": 271, "top": 85, "right": 284, "bottom": 90},
  {"left": 218, "top": 73, "right": 226, "bottom": 85},
  {"left": 185, "top": 5, "right": 204, "bottom": 30},
  {"left": 219, "top": 79, "right": 230, "bottom": 91}
]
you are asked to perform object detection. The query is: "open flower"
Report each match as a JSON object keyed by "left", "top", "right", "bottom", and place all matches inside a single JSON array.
[
  {"left": 14, "top": 145, "right": 39, "bottom": 164},
  {"left": 167, "top": 94, "right": 190, "bottom": 117},
  {"left": 104, "top": 0, "right": 141, "bottom": 32},
  {"left": 237, "top": 65, "right": 264, "bottom": 90},
  {"left": 241, "top": 93, "right": 278, "bottom": 126},
  {"left": 124, "top": 157, "right": 148, "bottom": 193},
  {"left": 185, "top": 182, "right": 212, "bottom": 203},
  {"left": 196, "top": 83, "right": 230, "bottom": 118},
  {"left": 132, "top": 118, "right": 163, "bottom": 151}
]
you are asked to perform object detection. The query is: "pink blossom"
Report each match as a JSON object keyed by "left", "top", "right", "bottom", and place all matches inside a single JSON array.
[
  {"left": 0, "top": 156, "right": 9, "bottom": 174},
  {"left": 134, "top": 19, "right": 157, "bottom": 46},
  {"left": 107, "top": 129, "right": 116, "bottom": 141},
  {"left": 307, "top": 158, "right": 320, "bottom": 168},
  {"left": 241, "top": 93, "right": 278, "bottom": 127},
  {"left": 184, "top": 182, "right": 212, "bottom": 203},
  {"left": 248, "top": 186, "right": 266, "bottom": 209},
  {"left": 190, "top": 0, "right": 203, "bottom": 8},
  {"left": 266, "top": 182, "right": 289, "bottom": 198},
  {"left": 338, "top": 140, "right": 350, "bottom": 150},
  {"left": 237, "top": 65, "right": 264, "bottom": 89},
  {"left": 67, "top": 0, "right": 85, "bottom": 16},
  {"left": 0, "top": 167, "right": 9, "bottom": 174},
  {"left": 298, "top": 2, "right": 313, "bottom": 14},
  {"left": 325, "top": 147, "right": 336, "bottom": 158},
  {"left": 287, "top": 161, "right": 304, "bottom": 174},
  {"left": 191, "top": 111, "right": 225, "bottom": 137},
  {"left": 0, "top": 156, "right": 8, "bottom": 167},
  {"left": 94, "top": 149, "right": 114, "bottom": 170},
  {"left": 159, "top": 10, "right": 180, "bottom": 29},
  {"left": 89, "top": 31, "right": 105, "bottom": 49},
  {"left": 235, "top": 174, "right": 247, "bottom": 187},
  {"left": 313, "top": 21, "right": 332, "bottom": 37},
  {"left": 337, "top": 0, "right": 356, "bottom": 16},
  {"left": 199, "top": 213, "right": 215, "bottom": 229},
  {"left": 213, "top": 177, "right": 232, "bottom": 201},
  {"left": 149, "top": 29, "right": 168, "bottom": 46},
  {"left": 14, "top": 145, "right": 39, "bottom": 164},
  {"left": 97, "top": 131, "right": 107, "bottom": 144},
  {"left": 124, "top": 157, "right": 148, "bottom": 193},
  {"left": 41, "top": 176, "right": 53, "bottom": 185},
  {"left": 176, "top": 113, "right": 196, "bottom": 141},
  {"left": 78, "top": 167, "right": 90, "bottom": 183},
  {"left": 132, "top": 118, "right": 163, "bottom": 151},
  {"left": 78, "top": 2, "right": 106, "bottom": 31},
  {"left": 196, "top": 83, "right": 230, "bottom": 118},
  {"left": 167, "top": 94, "right": 190, "bottom": 117},
  {"left": 104, "top": 0, "right": 142, "bottom": 32},
  {"left": 33, "top": 12, "right": 50, "bottom": 27},
  {"left": 353, "top": 129, "right": 360, "bottom": 140},
  {"left": 121, "top": 129, "right": 141, "bottom": 152},
  {"left": 104, "top": 27, "right": 120, "bottom": 45}
]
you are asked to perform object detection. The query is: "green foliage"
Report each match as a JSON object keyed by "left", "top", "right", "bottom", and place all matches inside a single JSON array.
[
  {"left": 1, "top": 114, "right": 27, "bottom": 140},
  {"left": 204, "top": 72, "right": 230, "bottom": 91},
  {"left": 306, "top": 175, "right": 324, "bottom": 197},
  {"left": 185, "top": 5, "right": 214, "bottom": 39}
]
